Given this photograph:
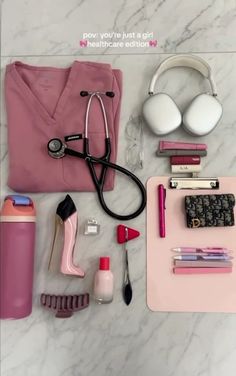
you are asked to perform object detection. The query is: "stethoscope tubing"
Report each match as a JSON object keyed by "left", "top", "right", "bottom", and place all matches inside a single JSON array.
[
  {"left": 64, "top": 139, "right": 147, "bottom": 220},
  {"left": 48, "top": 90, "right": 147, "bottom": 220}
]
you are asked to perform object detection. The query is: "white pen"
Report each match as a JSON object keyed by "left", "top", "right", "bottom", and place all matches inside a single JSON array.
[
  {"left": 173, "top": 252, "right": 232, "bottom": 257},
  {"left": 172, "top": 247, "right": 230, "bottom": 254},
  {"left": 173, "top": 255, "right": 233, "bottom": 261}
]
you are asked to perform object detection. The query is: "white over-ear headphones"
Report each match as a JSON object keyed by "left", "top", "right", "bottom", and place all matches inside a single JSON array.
[{"left": 142, "top": 54, "right": 223, "bottom": 136}]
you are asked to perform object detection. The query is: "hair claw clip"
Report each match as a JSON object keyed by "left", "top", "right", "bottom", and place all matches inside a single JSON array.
[{"left": 40, "top": 293, "right": 89, "bottom": 318}]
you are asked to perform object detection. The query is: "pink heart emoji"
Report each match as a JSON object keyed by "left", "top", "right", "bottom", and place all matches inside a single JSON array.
[
  {"left": 149, "top": 40, "right": 157, "bottom": 47},
  {"left": 80, "top": 40, "right": 88, "bottom": 48}
]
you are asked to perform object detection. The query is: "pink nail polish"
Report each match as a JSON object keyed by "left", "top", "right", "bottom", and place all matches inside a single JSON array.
[{"left": 93, "top": 257, "right": 114, "bottom": 304}]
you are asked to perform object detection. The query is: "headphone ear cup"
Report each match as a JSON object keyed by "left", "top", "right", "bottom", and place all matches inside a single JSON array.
[
  {"left": 183, "top": 93, "right": 223, "bottom": 136},
  {"left": 142, "top": 93, "right": 182, "bottom": 136}
]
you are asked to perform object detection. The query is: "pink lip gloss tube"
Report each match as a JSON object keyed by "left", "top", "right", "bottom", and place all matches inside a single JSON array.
[{"left": 159, "top": 141, "right": 207, "bottom": 151}]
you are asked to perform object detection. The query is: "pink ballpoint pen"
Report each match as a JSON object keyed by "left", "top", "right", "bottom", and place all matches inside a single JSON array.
[
  {"left": 173, "top": 267, "right": 232, "bottom": 275},
  {"left": 158, "top": 184, "right": 166, "bottom": 238},
  {"left": 172, "top": 247, "right": 229, "bottom": 254}
]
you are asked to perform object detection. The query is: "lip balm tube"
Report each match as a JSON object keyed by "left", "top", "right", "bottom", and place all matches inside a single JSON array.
[{"left": 171, "top": 164, "right": 202, "bottom": 173}]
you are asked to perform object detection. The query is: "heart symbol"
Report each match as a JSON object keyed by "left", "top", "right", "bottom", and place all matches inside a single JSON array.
[
  {"left": 80, "top": 40, "right": 88, "bottom": 48},
  {"left": 149, "top": 40, "right": 157, "bottom": 47}
]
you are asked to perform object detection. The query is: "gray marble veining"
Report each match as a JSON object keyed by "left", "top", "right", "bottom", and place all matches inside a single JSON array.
[
  {"left": 2, "top": 0, "right": 236, "bottom": 56},
  {"left": 1, "top": 1, "right": 236, "bottom": 375}
]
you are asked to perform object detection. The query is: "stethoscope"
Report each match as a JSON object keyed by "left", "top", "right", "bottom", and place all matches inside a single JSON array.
[{"left": 47, "top": 90, "right": 146, "bottom": 220}]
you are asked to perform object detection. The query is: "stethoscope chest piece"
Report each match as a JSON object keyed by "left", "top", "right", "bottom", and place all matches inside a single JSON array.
[{"left": 48, "top": 138, "right": 66, "bottom": 159}]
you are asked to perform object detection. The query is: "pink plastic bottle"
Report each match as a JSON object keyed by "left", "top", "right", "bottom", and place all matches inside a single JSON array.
[{"left": 0, "top": 195, "right": 36, "bottom": 319}]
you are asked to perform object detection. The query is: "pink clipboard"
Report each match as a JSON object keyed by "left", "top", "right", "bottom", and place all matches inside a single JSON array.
[{"left": 147, "top": 176, "right": 236, "bottom": 313}]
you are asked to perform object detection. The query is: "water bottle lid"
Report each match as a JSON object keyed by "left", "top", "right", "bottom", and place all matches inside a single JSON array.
[
  {"left": 6, "top": 195, "right": 31, "bottom": 206},
  {"left": 0, "top": 195, "right": 36, "bottom": 222}
]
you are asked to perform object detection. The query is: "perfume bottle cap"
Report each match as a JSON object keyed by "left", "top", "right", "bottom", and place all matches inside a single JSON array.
[{"left": 99, "top": 257, "right": 110, "bottom": 270}]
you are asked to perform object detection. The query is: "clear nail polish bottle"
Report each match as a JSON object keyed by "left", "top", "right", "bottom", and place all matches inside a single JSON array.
[{"left": 94, "top": 257, "right": 114, "bottom": 304}]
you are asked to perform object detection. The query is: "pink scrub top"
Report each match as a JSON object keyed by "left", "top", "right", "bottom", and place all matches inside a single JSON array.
[{"left": 5, "top": 61, "right": 122, "bottom": 192}]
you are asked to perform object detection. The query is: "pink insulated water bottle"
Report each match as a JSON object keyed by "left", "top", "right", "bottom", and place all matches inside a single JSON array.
[{"left": 0, "top": 195, "right": 36, "bottom": 319}]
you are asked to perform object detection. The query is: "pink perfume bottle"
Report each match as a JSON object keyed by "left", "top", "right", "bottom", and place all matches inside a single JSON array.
[
  {"left": 0, "top": 195, "right": 36, "bottom": 319},
  {"left": 93, "top": 257, "right": 114, "bottom": 304}
]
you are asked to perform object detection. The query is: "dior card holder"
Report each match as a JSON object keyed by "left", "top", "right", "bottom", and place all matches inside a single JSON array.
[{"left": 185, "top": 194, "right": 235, "bottom": 228}]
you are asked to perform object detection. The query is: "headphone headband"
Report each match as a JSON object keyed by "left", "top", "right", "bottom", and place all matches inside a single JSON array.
[{"left": 148, "top": 54, "right": 217, "bottom": 96}]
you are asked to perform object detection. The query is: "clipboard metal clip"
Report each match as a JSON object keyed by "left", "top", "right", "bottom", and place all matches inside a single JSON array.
[{"left": 169, "top": 177, "right": 220, "bottom": 190}]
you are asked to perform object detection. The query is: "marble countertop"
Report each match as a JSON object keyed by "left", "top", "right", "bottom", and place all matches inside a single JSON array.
[{"left": 1, "top": 1, "right": 236, "bottom": 375}]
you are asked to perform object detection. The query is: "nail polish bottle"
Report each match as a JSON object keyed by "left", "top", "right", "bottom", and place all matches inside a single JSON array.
[{"left": 94, "top": 257, "right": 114, "bottom": 304}]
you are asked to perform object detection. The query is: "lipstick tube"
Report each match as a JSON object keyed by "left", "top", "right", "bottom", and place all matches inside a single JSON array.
[{"left": 170, "top": 156, "right": 201, "bottom": 165}]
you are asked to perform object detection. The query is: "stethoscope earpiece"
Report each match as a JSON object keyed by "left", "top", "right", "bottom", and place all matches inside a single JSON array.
[
  {"left": 106, "top": 91, "right": 115, "bottom": 98},
  {"left": 80, "top": 91, "right": 89, "bottom": 97}
]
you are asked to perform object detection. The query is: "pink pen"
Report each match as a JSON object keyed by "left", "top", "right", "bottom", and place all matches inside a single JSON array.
[
  {"left": 173, "top": 267, "right": 232, "bottom": 275},
  {"left": 172, "top": 247, "right": 229, "bottom": 254},
  {"left": 159, "top": 141, "right": 207, "bottom": 151},
  {"left": 158, "top": 184, "right": 166, "bottom": 238}
]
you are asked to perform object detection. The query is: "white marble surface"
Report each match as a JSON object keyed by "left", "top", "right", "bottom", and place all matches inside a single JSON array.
[{"left": 1, "top": 1, "right": 236, "bottom": 375}]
